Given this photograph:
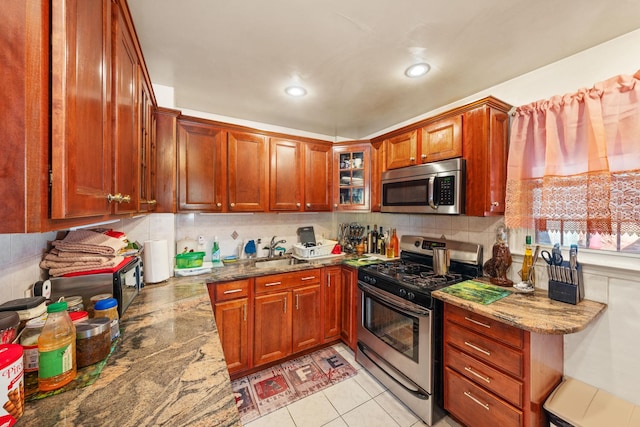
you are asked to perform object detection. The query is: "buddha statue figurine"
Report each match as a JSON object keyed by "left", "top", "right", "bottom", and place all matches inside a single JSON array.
[{"left": 483, "top": 224, "right": 513, "bottom": 287}]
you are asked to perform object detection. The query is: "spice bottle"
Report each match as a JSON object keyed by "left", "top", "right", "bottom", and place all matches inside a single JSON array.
[
  {"left": 20, "top": 315, "right": 47, "bottom": 372},
  {"left": 38, "top": 301, "right": 76, "bottom": 391},
  {"left": 521, "top": 235, "right": 535, "bottom": 285},
  {"left": 93, "top": 298, "right": 119, "bottom": 341}
]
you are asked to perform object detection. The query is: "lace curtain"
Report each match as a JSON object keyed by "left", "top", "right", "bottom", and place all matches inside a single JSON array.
[{"left": 505, "top": 70, "right": 640, "bottom": 235}]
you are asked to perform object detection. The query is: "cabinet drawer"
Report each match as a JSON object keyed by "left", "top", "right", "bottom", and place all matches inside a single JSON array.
[
  {"left": 255, "top": 268, "right": 321, "bottom": 293},
  {"left": 445, "top": 367, "right": 522, "bottom": 427},
  {"left": 445, "top": 344, "right": 523, "bottom": 408},
  {"left": 445, "top": 321, "right": 524, "bottom": 378},
  {"left": 445, "top": 303, "right": 524, "bottom": 349},
  {"left": 215, "top": 279, "right": 251, "bottom": 302}
]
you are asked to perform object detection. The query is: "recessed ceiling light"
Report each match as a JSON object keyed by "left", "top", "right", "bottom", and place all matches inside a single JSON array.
[
  {"left": 404, "top": 63, "right": 431, "bottom": 78},
  {"left": 285, "top": 86, "right": 307, "bottom": 97}
]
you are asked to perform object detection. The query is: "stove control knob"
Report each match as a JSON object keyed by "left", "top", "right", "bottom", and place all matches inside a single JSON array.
[
  {"left": 365, "top": 275, "right": 376, "bottom": 285},
  {"left": 398, "top": 289, "right": 407, "bottom": 298},
  {"left": 407, "top": 291, "right": 415, "bottom": 300},
  {"left": 414, "top": 240, "right": 421, "bottom": 248}
]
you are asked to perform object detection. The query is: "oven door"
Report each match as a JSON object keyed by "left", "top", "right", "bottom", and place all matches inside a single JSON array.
[{"left": 357, "top": 282, "right": 432, "bottom": 394}]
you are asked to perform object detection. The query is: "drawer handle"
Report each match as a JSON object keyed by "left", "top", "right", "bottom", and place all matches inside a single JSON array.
[
  {"left": 464, "top": 391, "right": 490, "bottom": 411},
  {"left": 464, "top": 341, "right": 491, "bottom": 356},
  {"left": 264, "top": 281, "right": 282, "bottom": 287},
  {"left": 464, "top": 316, "right": 491, "bottom": 329},
  {"left": 301, "top": 276, "right": 316, "bottom": 281},
  {"left": 464, "top": 366, "right": 491, "bottom": 383},
  {"left": 223, "top": 289, "right": 243, "bottom": 294}
]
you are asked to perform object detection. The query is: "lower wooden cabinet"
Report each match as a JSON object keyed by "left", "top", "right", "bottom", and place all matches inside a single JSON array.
[
  {"left": 254, "top": 291, "right": 291, "bottom": 366},
  {"left": 443, "top": 303, "right": 563, "bottom": 427},
  {"left": 208, "top": 266, "right": 357, "bottom": 378},
  {"left": 207, "top": 278, "right": 252, "bottom": 376},
  {"left": 323, "top": 266, "right": 342, "bottom": 341},
  {"left": 340, "top": 266, "right": 358, "bottom": 352},
  {"left": 253, "top": 269, "right": 322, "bottom": 368}
]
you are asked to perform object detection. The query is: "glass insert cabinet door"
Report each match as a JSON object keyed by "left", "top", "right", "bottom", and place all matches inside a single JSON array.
[{"left": 334, "top": 144, "right": 370, "bottom": 210}]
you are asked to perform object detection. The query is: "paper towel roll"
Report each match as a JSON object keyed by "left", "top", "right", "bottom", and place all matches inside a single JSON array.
[{"left": 143, "top": 240, "right": 170, "bottom": 283}]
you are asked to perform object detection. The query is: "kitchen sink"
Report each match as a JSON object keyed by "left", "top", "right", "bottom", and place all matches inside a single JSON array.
[{"left": 253, "top": 256, "right": 307, "bottom": 269}]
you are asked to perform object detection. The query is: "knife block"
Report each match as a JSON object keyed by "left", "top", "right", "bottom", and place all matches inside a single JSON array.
[{"left": 548, "top": 265, "right": 584, "bottom": 305}]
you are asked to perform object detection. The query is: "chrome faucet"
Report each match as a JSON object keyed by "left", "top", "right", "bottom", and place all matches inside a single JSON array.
[{"left": 268, "top": 236, "right": 287, "bottom": 258}]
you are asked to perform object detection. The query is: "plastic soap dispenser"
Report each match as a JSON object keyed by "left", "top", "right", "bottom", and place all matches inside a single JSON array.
[{"left": 212, "top": 237, "right": 221, "bottom": 263}]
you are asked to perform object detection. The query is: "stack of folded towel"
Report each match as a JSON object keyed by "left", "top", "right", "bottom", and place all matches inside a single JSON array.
[{"left": 40, "top": 229, "right": 127, "bottom": 277}]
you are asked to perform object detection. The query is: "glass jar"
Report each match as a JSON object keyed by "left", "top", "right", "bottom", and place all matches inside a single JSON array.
[
  {"left": 69, "top": 311, "right": 89, "bottom": 325},
  {"left": 0, "top": 311, "right": 20, "bottom": 344},
  {"left": 93, "top": 298, "right": 119, "bottom": 341},
  {"left": 20, "top": 315, "right": 47, "bottom": 372},
  {"left": 76, "top": 318, "right": 111, "bottom": 368},
  {"left": 38, "top": 301, "right": 76, "bottom": 391},
  {"left": 64, "top": 296, "right": 84, "bottom": 313},
  {"left": 88, "top": 294, "right": 113, "bottom": 318}
]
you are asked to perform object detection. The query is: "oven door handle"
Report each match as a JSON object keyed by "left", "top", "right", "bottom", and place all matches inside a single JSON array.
[
  {"left": 358, "top": 282, "right": 430, "bottom": 317},
  {"left": 358, "top": 342, "right": 429, "bottom": 400}
]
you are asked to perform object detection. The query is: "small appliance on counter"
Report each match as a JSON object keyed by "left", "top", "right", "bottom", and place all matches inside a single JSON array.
[{"left": 34, "top": 256, "right": 142, "bottom": 317}]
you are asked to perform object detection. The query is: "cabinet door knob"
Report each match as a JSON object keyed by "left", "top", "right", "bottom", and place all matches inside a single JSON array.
[
  {"left": 334, "top": 204, "right": 338, "bottom": 208},
  {"left": 491, "top": 201, "right": 500, "bottom": 207},
  {"left": 121, "top": 194, "right": 131, "bottom": 204},
  {"left": 421, "top": 154, "right": 427, "bottom": 159},
  {"left": 410, "top": 157, "right": 415, "bottom": 162},
  {"left": 216, "top": 202, "right": 222, "bottom": 207},
  {"left": 306, "top": 203, "right": 311, "bottom": 208},
  {"left": 107, "top": 193, "right": 123, "bottom": 203},
  {"left": 296, "top": 202, "right": 301, "bottom": 207},
  {"left": 230, "top": 203, "right": 235, "bottom": 207},
  {"left": 148, "top": 199, "right": 157, "bottom": 205}
]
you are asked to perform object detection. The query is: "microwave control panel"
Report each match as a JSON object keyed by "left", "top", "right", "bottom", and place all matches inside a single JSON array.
[{"left": 436, "top": 175, "right": 455, "bottom": 205}]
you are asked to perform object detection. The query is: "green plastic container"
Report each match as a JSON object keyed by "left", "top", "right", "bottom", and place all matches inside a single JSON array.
[{"left": 175, "top": 252, "right": 205, "bottom": 269}]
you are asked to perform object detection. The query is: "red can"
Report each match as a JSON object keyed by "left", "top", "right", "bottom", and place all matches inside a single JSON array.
[{"left": 0, "top": 344, "right": 24, "bottom": 426}]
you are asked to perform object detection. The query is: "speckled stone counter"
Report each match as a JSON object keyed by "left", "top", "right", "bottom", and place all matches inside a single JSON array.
[
  {"left": 20, "top": 278, "right": 241, "bottom": 427},
  {"left": 433, "top": 284, "right": 607, "bottom": 334}
]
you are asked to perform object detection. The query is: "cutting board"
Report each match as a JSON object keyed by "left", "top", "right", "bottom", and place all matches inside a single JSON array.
[{"left": 440, "top": 280, "right": 511, "bottom": 305}]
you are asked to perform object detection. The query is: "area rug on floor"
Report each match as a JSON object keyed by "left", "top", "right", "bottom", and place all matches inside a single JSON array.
[{"left": 232, "top": 347, "right": 358, "bottom": 424}]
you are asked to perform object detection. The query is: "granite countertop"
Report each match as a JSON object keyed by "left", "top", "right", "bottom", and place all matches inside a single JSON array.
[
  {"left": 20, "top": 277, "right": 241, "bottom": 427},
  {"left": 433, "top": 283, "right": 607, "bottom": 335},
  {"left": 202, "top": 253, "right": 390, "bottom": 283}
]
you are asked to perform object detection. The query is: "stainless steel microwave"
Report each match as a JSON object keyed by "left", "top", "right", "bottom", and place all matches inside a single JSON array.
[{"left": 381, "top": 158, "right": 465, "bottom": 214}]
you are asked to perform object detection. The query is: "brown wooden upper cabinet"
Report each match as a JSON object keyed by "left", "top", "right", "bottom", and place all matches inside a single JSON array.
[
  {"left": 421, "top": 115, "right": 463, "bottom": 163},
  {"left": 50, "top": 0, "right": 114, "bottom": 219},
  {"left": 228, "top": 131, "right": 269, "bottom": 212},
  {"left": 269, "top": 139, "right": 332, "bottom": 212},
  {"left": 463, "top": 101, "right": 511, "bottom": 216},
  {"left": 333, "top": 143, "right": 371, "bottom": 211},
  {"left": 177, "top": 118, "right": 227, "bottom": 212},
  {"left": 111, "top": 1, "right": 139, "bottom": 216},
  {"left": 384, "top": 130, "right": 418, "bottom": 170},
  {"left": 269, "top": 138, "right": 303, "bottom": 211},
  {"left": 138, "top": 75, "right": 157, "bottom": 213},
  {"left": 304, "top": 142, "right": 333, "bottom": 211}
]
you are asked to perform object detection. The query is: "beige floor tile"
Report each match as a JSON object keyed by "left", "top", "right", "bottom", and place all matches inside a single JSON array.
[
  {"left": 322, "top": 418, "right": 349, "bottom": 427},
  {"left": 342, "top": 400, "right": 400, "bottom": 427},
  {"left": 353, "top": 368, "right": 387, "bottom": 398},
  {"left": 374, "top": 391, "right": 419, "bottom": 427},
  {"left": 286, "top": 391, "right": 340, "bottom": 427},
  {"left": 323, "top": 377, "right": 371, "bottom": 415},
  {"left": 244, "top": 406, "right": 296, "bottom": 427}
]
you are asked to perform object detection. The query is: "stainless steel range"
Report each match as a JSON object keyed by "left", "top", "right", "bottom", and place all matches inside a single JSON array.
[{"left": 356, "top": 235, "right": 483, "bottom": 425}]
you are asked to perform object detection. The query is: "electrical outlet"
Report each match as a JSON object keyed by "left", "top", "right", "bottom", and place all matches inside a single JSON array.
[{"left": 197, "top": 235, "right": 206, "bottom": 245}]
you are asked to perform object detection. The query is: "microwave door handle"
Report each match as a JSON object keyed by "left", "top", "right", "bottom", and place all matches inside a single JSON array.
[{"left": 428, "top": 176, "right": 437, "bottom": 210}]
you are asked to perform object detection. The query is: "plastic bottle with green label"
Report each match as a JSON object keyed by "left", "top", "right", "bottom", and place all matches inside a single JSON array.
[
  {"left": 38, "top": 301, "right": 76, "bottom": 391},
  {"left": 212, "top": 236, "right": 221, "bottom": 262}
]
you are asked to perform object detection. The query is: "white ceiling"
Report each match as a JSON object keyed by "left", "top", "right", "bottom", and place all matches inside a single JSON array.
[{"left": 128, "top": 0, "right": 640, "bottom": 139}]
